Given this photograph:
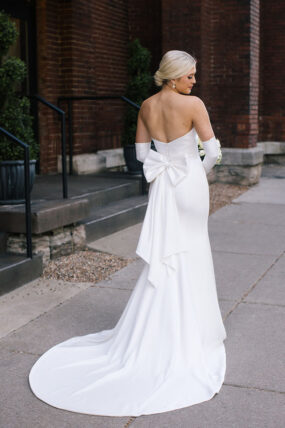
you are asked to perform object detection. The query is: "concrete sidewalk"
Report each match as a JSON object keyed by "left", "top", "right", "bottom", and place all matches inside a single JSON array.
[{"left": 0, "top": 165, "right": 284, "bottom": 428}]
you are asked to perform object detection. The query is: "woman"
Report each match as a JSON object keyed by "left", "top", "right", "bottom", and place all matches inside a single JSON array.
[{"left": 29, "top": 50, "right": 227, "bottom": 417}]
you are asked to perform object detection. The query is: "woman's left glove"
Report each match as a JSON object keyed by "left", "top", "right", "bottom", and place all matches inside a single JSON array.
[{"left": 201, "top": 136, "right": 220, "bottom": 174}]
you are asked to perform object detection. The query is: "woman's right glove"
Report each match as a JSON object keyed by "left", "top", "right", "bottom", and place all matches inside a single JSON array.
[
  {"left": 135, "top": 142, "right": 151, "bottom": 163},
  {"left": 201, "top": 136, "right": 220, "bottom": 174}
]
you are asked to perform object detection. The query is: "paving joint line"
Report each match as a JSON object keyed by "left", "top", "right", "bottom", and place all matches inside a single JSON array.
[
  {"left": 0, "top": 272, "right": 134, "bottom": 341},
  {"left": 123, "top": 417, "right": 137, "bottom": 427},
  {"left": 90, "top": 284, "right": 133, "bottom": 291},
  {"left": 240, "top": 300, "right": 285, "bottom": 308},
  {"left": 0, "top": 299, "right": 72, "bottom": 341},
  {"left": 0, "top": 346, "right": 41, "bottom": 358},
  {"left": 231, "top": 200, "right": 285, "bottom": 207},
  {"left": 240, "top": 249, "right": 285, "bottom": 301},
  {"left": 212, "top": 249, "right": 280, "bottom": 257},
  {"left": 224, "top": 250, "right": 285, "bottom": 321},
  {"left": 224, "top": 382, "right": 285, "bottom": 395}
]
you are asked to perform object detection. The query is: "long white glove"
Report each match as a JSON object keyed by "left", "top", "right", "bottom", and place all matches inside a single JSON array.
[
  {"left": 135, "top": 142, "right": 151, "bottom": 163},
  {"left": 201, "top": 136, "right": 220, "bottom": 174}
]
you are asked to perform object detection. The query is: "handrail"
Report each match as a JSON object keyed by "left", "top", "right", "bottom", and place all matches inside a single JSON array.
[
  {"left": 58, "top": 95, "right": 140, "bottom": 176},
  {"left": 57, "top": 95, "right": 146, "bottom": 193},
  {"left": 58, "top": 94, "right": 140, "bottom": 109},
  {"left": 0, "top": 127, "right": 32, "bottom": 258},
  {"left": 29, "top": 94, "right": 68, "bottom": 199}
]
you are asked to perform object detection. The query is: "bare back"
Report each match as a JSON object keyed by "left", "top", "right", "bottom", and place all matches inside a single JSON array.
[{"left": 136, "top": 91, "right": 215, "bottom": 143}]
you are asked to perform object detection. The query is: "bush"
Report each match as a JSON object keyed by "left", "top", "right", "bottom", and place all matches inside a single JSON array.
[
  {"left": 0, "top": 10, "right": 38, "bottom": 161},
  {"left": 121, "top": 38, "right": 153, "bottom": 146}
]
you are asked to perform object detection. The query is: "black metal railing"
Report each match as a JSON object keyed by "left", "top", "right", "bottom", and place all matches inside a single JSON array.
[
  {"left": 29, "top": 94, "right": 68, "bottom": 199},
  {"left": 58, "top": 95, "right": 147, "bottom": 193},
  {"left": 57, "top": 95, "right": 147, "bottom": 194},
  {"left": 58, "top": 95, "right": 140, "bottom": 174},
  {"left": 0, "top": 127, "right": 32, "bottom": 258}
]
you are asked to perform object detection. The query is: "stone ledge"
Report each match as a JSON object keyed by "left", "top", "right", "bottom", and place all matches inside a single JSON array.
[
  {"left": 207, "top": 146, "right": 264, "bottom": 185},
  {"left": 219, "top": 146, "right": 264, "bottom": 166},
  {"left": 6, "top": 225, "right": 86, "bottom": 267},
  {"left": 97, "top": 148, "right": 125, "bottom": 168},
  {"left": 58, "top": 148, "right": 125, "bottom": 174},
  {"left": 257, "top": 141, "right": 285, "bottom": 155},
  {"left": 58, "top": 154, "right": 105, "bottom": 175},
  {"left": 257, "top": 141, "right": 285, "bottom": 164},
  {"left": 212, "top": 164, "right": 263, "bottom": 186},
  {"left": 0, "top": 199, "right": 90, "bottom": 234}
]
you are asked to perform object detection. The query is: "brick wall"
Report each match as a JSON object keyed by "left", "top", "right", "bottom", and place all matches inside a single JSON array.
[
  {"left": 135, "top": 0, "right": 262, "bottom": 149},
  {"left": 161, "top": 0, "right": 201, "bottom": 63},
  {"left": 36, "top": 0, "right": 62, "bottom": 173},
  {"left": 259, "top": 0, "right": 285, "bottom": 141},
  {"left": 128, "top": 0, "right": 162, "bottom": 74},
  {"left": 198, "top": 0, "right": 260, "bottom": 149},
  {"left": 35, "top": 0, "right": 284, "bottom": 173},
  {"left": 37, "top": 0, "right": 129, "bottom": 173}
]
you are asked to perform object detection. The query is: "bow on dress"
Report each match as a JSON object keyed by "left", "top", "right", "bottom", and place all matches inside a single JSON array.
[
  {"left": 136, "top": 149, "right": 190, "bottom": 289},
  {"left": 143, "top": 149, "right": 188, "bottom": 186}
]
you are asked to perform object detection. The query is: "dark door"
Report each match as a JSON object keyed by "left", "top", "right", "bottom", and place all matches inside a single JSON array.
[
  {"left": 0, "top": 0, "right": 38, "bottom": 164},
  {"left": 0, "top": 0, "right": 37, "bottom": 96}
]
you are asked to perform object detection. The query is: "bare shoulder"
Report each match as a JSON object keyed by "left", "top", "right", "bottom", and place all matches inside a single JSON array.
[
  {"left": 140, "top": 93, "right": 159, "bottom": 108},
  {"left": 140, "top": 93, "right": 207, "bottom": 120},
  {"left": 139, "top": 93, "right": 159, "bottom": 118},
  {"left": 185, "top": 96, "right": 210, "bottom": 120},
  {"left": 187, "top": 95, "right": 206, "bottom": 109}
]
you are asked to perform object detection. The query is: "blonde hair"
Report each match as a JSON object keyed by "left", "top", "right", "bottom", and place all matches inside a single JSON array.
[{"left": 154, "top": 50, "right": 197, "bottom": 87}]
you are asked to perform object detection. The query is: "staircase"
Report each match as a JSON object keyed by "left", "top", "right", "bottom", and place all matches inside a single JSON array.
[{"left": 0, "top": 172, "right": 148, "bottom": 295}]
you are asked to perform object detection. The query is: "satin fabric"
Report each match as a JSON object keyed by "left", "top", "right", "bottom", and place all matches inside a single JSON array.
[{"left": 29, "top": 126, "right": 227, "bottom": 416}]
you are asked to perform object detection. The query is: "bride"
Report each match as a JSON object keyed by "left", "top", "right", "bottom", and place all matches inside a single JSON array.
[{"left": 29, "top": 50, "right": 227, "bottom": 417}]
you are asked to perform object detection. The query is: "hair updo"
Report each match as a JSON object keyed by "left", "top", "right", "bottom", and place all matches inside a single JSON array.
[{"left": 153, "top": 50, "right": 197, "bottom": 87}]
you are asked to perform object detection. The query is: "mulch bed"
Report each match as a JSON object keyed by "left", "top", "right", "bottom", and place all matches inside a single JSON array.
[
  {"left": 209, "top": 182, "right": 250, "bottom": 214},
  {"left": 42, "top": 251, "right": 132, "bottom": 283}
]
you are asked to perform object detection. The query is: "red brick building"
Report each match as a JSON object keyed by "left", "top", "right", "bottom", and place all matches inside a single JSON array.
[{"left": 2, "top": 0, "right": 285, "bottom": 174}]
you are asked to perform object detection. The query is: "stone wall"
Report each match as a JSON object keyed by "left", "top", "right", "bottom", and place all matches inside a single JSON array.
[{"left": 6, "top": 224, "right": 86, "bottom": 267}]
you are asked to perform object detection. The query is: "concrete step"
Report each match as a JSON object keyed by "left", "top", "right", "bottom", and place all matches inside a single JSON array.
[
  {"left": 83, "top": 194, "right": 148, "bottom": 242},
  {"left": 70, "top": 180, "right": 141, "bottom": 210},
  {"left": 0, "top": 254, "right": 43, "bottom": 295},
  {"left": 30, "top": 173, "right": 143, "bottom": 202},
  {"left": 0, "top": 178, "right": 142, "bottom": 235},
  {"left": 0, "top": 198, "right": 90, "bottom": 235},
  {"left": 0, "top": 233, "right": 6, "bottom": 253}
]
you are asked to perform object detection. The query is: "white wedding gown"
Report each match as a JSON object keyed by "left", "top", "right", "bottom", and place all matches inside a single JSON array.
[{"left": 29, "top": 127, "right": 227, "bottom": 416}]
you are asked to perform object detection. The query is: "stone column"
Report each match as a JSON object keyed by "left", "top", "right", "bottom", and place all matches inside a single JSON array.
[
  {"left": 257, "top": 0, "right": 285, "bottom": 164},
  {"left": 161, "top": 0, "right": 263, "bottom": 185},
  {"left": 203, "top": 0, "right": 263, "bottom": 184}
]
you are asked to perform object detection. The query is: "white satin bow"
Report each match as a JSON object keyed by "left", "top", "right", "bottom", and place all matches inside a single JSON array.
[
  {"left": 136, "top": 149, "right": 190, "bottom": 289},
  {"left": 143, "top": 149, "right": 188, "bottom": 186}
]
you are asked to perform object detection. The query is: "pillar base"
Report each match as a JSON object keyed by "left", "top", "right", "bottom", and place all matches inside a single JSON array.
[
  {"left": 208, "top": 146, "right": 264, "bottom": 186},
  {"left": 257, "top": 141, "right": 285, "bottom": 165}
]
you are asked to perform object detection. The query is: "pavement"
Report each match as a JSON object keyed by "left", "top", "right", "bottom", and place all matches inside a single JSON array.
[{"left": 0, "top": 163, "right": 284, "bottom": 428}]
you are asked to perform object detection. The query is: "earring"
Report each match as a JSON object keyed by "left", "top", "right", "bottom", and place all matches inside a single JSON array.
[{"left": 172, "top": 83, "right": 176, "bottom": 88}]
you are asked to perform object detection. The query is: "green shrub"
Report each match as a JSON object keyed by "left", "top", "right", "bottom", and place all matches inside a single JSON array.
[
  {"left": 121, "top": 38, "right": 153, "bottom": 146},
  {"left": 0, "top": 10, "right": 38, "bottom": 161}
]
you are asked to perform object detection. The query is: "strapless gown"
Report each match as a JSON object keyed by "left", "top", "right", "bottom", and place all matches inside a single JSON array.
[{"left": 29, "top": 127, "right": 227, "bottom": 416}]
